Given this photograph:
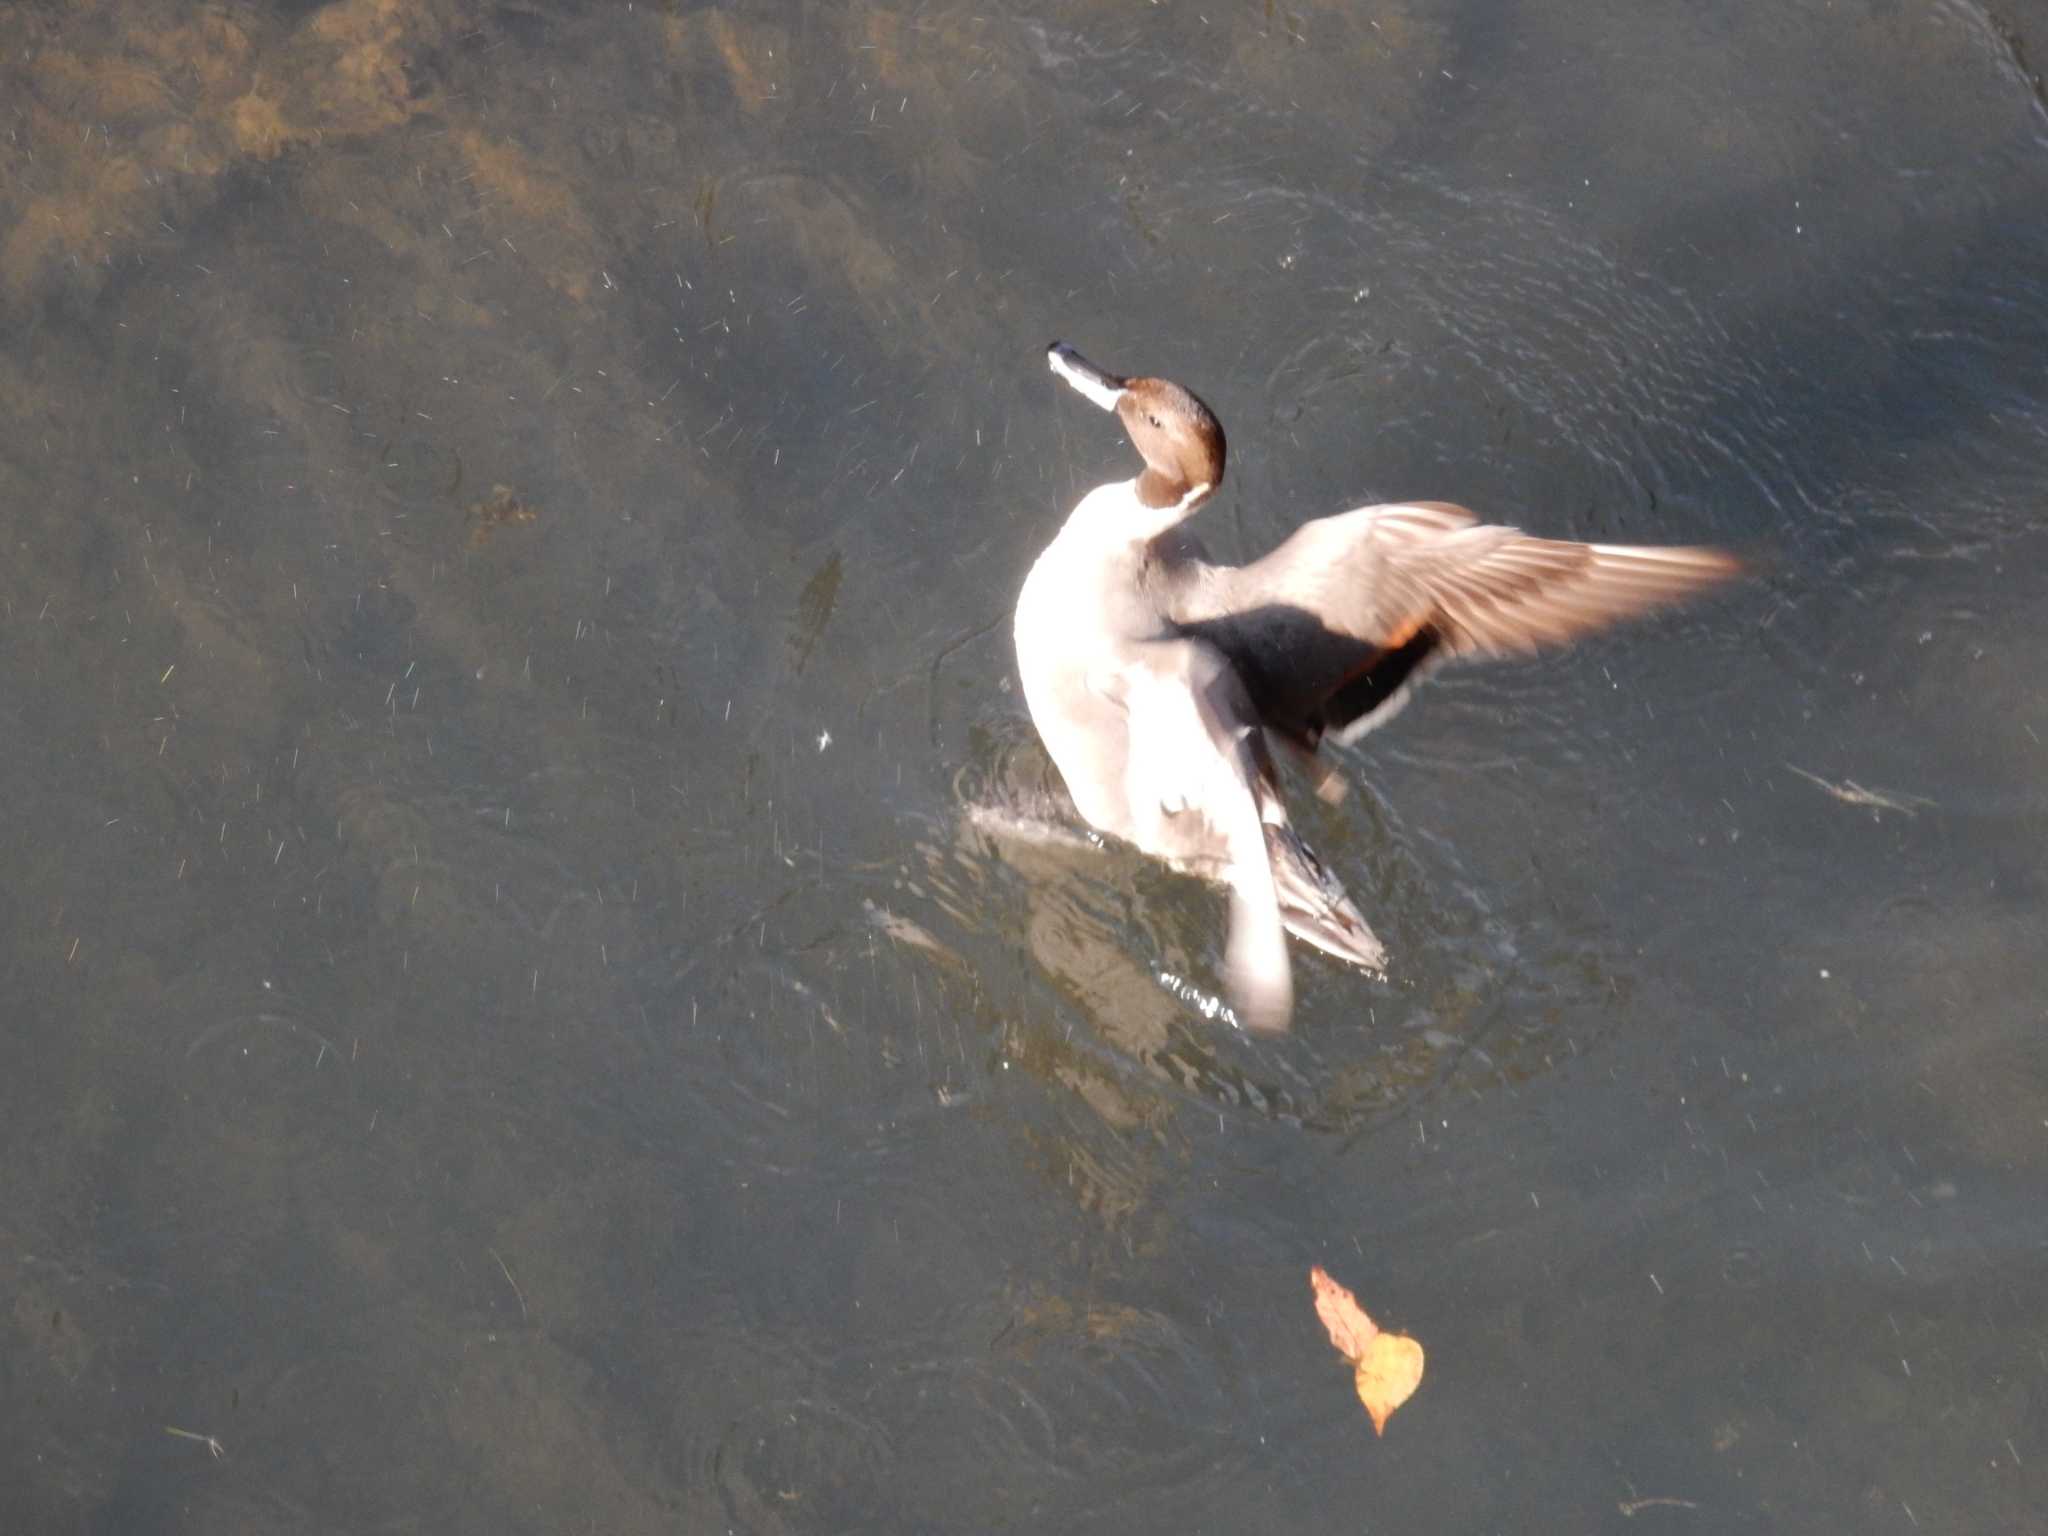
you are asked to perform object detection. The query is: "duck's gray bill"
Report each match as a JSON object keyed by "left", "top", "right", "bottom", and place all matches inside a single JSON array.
[{"left": 1047, "top": 343, "right": 1126, "bottom": 411}]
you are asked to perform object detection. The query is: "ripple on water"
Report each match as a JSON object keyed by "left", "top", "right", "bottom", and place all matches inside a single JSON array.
[
  {"left": 917, "top": 710, "right": 1645, "bottom": 1146},
  {"left": 1237, "top": 171, "right": 1805, "bottom": 548},
  {"left": 675, "top": 1285, "right": 1250, "bottom": 1531}
]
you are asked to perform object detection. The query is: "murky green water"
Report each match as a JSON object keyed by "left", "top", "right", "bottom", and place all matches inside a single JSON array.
[{"left": 4, "top": 1, "right": 2045, "bottom": 1530}]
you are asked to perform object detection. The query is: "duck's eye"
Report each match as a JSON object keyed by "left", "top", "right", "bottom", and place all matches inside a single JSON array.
[{"left": 1147, "top": 415, "right": 1162, "bottom": 428}]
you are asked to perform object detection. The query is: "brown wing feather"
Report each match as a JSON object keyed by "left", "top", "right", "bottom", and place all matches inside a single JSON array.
[
  {"left": 1174, "top": 502, "right": 1739, "bottom": 743},
  {"left": 1366, "top": 529, "right": 1741, "bottom": 658}
]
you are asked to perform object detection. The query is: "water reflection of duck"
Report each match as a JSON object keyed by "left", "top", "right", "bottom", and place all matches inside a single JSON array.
[{"left": 1015, "top": 343, "right": 1740, "bottom": 1033}]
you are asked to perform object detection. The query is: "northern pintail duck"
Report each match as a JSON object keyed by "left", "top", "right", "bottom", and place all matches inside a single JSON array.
[{"left": 1015, "top": 342, "right": 1739, "bottom": 1031}]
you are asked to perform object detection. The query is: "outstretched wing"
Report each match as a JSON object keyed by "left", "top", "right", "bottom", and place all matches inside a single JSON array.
[{"left": 1177, "top": 502, "right": 1740, "bottom": 744}]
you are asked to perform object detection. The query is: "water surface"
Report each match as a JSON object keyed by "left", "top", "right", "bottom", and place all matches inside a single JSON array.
[{"left": 3, "top": 1, "right": 2045, "bottom": 1530}]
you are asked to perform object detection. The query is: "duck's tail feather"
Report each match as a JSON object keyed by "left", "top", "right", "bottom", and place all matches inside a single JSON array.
[
  {"left": 1263, "top": 823, "right": 1388, "bottom": 976},
  {"left": 1223, "top": 869, "right": 1295, "bottom": 1034}
]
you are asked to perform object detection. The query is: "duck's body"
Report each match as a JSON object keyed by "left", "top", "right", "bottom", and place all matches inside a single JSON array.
[{"left": 1014, "top": 343, "right": 1739, "bottom": 1031}]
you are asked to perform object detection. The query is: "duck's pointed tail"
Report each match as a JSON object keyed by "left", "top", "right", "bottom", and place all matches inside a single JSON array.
[{"left": 1263, "top": 822, "right": 1388, "bottom": 976}]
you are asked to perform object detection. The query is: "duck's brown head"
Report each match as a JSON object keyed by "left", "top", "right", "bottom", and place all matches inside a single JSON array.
[{"left": 1048, "top": 342, "right": 1226, "bottom": 511}]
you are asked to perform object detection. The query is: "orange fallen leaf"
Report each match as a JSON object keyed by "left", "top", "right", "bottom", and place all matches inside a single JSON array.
[
  {"left": 1310, "top": 1264, "right": 1380, "bottom": 1358},
  {"left": 1310, "top": 1265, "right": 1424, "bottom": 1435}
]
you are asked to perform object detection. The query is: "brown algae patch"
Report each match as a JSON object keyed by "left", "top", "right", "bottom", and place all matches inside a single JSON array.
[
  {"left": 467, "top": 485, "right": 541, "bottom": 550},
  {"left": 0, "top": 0, "right": 443, "bottom": 301},
  {"left": 456, "top": 130, "right": 601, "bottom": 303},
  {"left": 230, "top": 90, "right": 294, "bottom": 158},
  {"left": 664, "top": 9, "right": 788, "bottom": 110}
]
